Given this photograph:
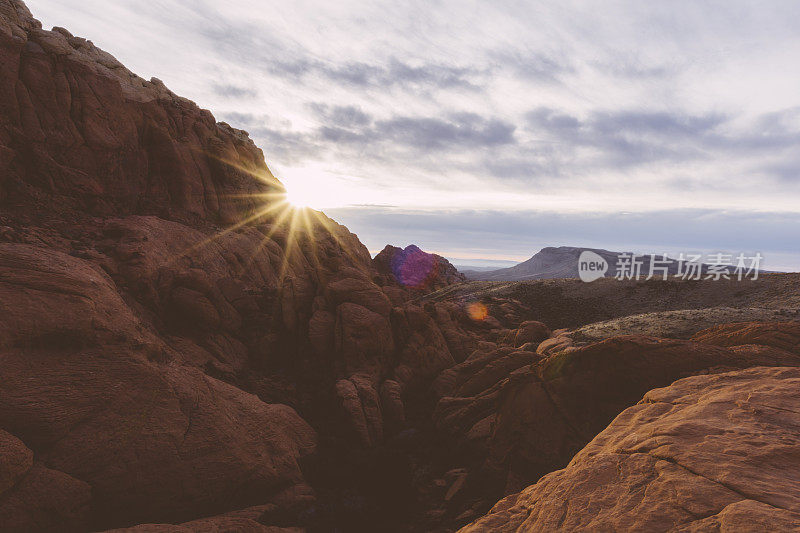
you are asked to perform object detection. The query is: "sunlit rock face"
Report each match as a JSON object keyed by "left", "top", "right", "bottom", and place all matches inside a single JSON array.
[
  {"left": 462, "top": 365, "right": 800, "bottom": 532},
  {"left": 480, "top": 333, "right": 800, "bottom": 494}
]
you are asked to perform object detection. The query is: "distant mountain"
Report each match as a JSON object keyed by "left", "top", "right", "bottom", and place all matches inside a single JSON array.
[{"left": 463, "top": 246, "right": 697, "bottom": 281}]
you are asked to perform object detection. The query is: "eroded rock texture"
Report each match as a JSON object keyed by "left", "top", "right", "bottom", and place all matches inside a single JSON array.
[{"left": 461, "top": 366, "right": 800, "bottom": 532}]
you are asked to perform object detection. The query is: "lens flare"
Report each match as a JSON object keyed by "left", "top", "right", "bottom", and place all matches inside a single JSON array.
[
  {"left": 390, "top": 245, "right": 438, "bottom": 288},
  {"left": 467, "top": 302, "right": 489, "bottom": 321}
]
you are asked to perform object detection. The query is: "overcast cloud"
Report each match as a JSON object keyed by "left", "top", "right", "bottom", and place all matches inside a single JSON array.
[{"left": 29, "top": 0, "right": 800, "bottom": 268}]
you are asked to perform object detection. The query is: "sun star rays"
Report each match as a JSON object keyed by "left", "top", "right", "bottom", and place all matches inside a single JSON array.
[{"left": 165, "top": 155, "right": 365, "bottom": 289}]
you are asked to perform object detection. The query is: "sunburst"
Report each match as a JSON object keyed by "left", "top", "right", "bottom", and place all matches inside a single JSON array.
[{"left": 165, "top": 155, "right": 362, "bottom": 287}]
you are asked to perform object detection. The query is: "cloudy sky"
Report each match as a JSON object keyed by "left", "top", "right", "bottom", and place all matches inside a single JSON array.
[{"left": 31, "top": 0, "right": 800, "bottom": 269}]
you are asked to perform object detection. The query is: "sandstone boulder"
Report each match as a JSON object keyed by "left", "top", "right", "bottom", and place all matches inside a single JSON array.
[
  {"left": 513, "top": 321, "right": 550, "bottom": 347},
  {"left": 462, "top": 366, "right": 800, "bottom": 531},
  {"left": 486, "top": 334, "right": 800, "bottom": 490},
  {"left": 0, "top": 242, "right": 318, "bottom": 528},
  {"left": 391, "top": 304, "right": 455, "bottom": 387}
]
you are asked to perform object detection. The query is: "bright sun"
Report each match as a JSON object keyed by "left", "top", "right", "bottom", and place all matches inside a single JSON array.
[
  {"left": 284, "top": 185, "right": 310, "bottom": 208},
  {"left": 280, "top": 169, "right": 354, "bottom": 209}
]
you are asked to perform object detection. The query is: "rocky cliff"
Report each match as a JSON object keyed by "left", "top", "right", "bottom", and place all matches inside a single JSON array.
[{"left": 0, "top": 1, "right": 491, "bottom": 529}]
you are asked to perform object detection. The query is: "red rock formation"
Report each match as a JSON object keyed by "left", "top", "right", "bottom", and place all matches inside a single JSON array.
[
  {"left": 0, "top": 1, "right": 396, "bottom": 528},
  {"left": 421, "top": 326, "right": 800, "bottom": 525},
  {"left": 513, "top": 320, "right": 550, "bottom": 347},
  {"left": 0, "top": 242, "right": 318, "bottom": 529},
  {"left": 462, "top": 366, "right": 800, "bottom": 531},
  {"left": 0, "top": 430, "right": 91, "bottom": 531},
  {"left": 691, "top": 321, "right": 800, "bottom": 353},
  {"left": 374, "top": 244, "right": 466, "bottom": 291},
  {"left": 105, "top": 504, "right": 305, "bottom": 532},
  {"left": 0, "top": 0, "right": 278, "bottom": 224},
  {"left": 485, "top": 334, "right": 800, "bottom": 492}
]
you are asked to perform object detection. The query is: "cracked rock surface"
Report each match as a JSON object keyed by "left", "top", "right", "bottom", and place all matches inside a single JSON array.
[{"left": 461, "top": 366, "right": 800, "bottom": 532}]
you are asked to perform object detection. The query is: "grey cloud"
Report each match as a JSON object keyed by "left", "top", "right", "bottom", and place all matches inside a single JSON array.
[
  {"left": 591, "top": 111, "right": 726, "bottom": 136},
  {"left": 219, "top": 108, "right": 518, "bottom": 172},
  {"left": 218, "top": 112, "right": 325, "bottom": 165},
  {"left": 526, "top": 106, "right": 800, "bottom": 163},
  {"left": 308, "top": 104, "right": 372, "bottom": 127},
  {"left": 178, "top": 5, "right": 480, "bottom": 92},
  {"left": 479, "top": 157, "right": 555, "bottom": 180},
  {"left": 372, "top": 114, "right": 516, "bottom": 149},
  {"left": 265, "top": 59, "right": 317, "bottom": 77},
  {"left": 761, "top": 158, "right": 800, "bottom": 183},
  {"left": 191, "top": 9, "right": 480, "bottom": 92},
  {"left": 221, "top": 101, "right": 800, "bottom": 190},
  {"left": 525, "top": 107, "right": 728, "bottom": 167},
  {"left": 752, "top": 107, "right": 800, "bottom": 134},
  {"left": 591, "top": 58, "right": 676, "bottom": 79},
  {"left": 218, "top": 111, "right": 257, "bottom": 126},
  {"left": 527, "top": 108, "right": 726, "bottom": 139},
  {"left": 383, "top": 58, "right": 480, "bottom": 89},
  {"left": 319, "top": 62, "right": 381, "bottom": 86},
  {"left": 266, "top": 57, "right": 480, "bottom": 90},
  {"left": 251, "top": 126, "right": 325, "bottom": 165},
  {"left": 526, "top": 108, "right": 581, "bottom": 134},
  {"left": 318, "top": 126, "right": 367, "bottom": 145},
  {"left": 212, "top": 83, "right": 258, "bottom": 99},
  {"left": 714, "top": 108, "right": 800, "bottom": 154},
  {"left": 498, "top": 106, "right": 800, "bottom": 182},
  {"left": 490, "top": 50, "right": 573, "bottom": 83},
  {"left": 310, "top": 112, "right": 517, "bottom": 152}
]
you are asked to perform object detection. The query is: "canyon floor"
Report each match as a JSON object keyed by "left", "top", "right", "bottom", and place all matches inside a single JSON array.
[{"left": 1, "top": 1, "right": 799, "bottom": 531}]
